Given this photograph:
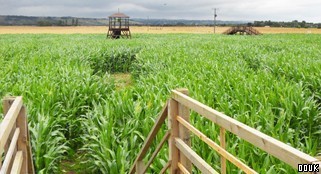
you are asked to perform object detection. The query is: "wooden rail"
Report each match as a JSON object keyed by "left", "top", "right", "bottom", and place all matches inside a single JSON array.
[
  {"left": 130, "top": 89, "right": 321, "bottom": 173},
  {"left": 0, "top": 97, "right": 34, "bottom": 174}
]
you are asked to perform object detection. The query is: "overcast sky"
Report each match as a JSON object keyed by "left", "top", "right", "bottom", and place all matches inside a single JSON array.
[{"left": 0, "top": 0, "right": 320, "bottom": 22}]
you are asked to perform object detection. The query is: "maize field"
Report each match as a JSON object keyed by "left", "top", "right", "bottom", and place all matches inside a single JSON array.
[{"left": 0, "top": 34, "right": 321, "bottom": 173}]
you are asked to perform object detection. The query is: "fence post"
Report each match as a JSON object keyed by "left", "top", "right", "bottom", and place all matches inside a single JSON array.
[
  {"left": 16, "top": 105, "right": 34, "bottom": 174},
  {"left": 220, "top": 127, "right": 226, "bottom": 174},
  {"left": 169, "top": 92, "right": 179, "bottom": 173},
  {"left": 177, "top": 89, "right": 192, "bottom": 173}
]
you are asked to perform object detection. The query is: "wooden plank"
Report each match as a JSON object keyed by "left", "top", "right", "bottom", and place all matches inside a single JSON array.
[
  {"left": 220, "top": 127, "right": 226, "bottom": 174},
  {"left": 0, "top": 128, "right": 20, "bottom": 174},
  {"left": 2, "top": 98, "right": 18, "bottom": 173},
  {"left": 0, "top": 97, "right": 23, "bottom": 157},
  {"left": 16, "top": 106, "right": 28, "bottom": 174},
  {"left": 141, "top": 130, "right": 171, "bottom": 174},
  {"left": 129, "top": 102, "right": 168, "bottom": 174},
  {"left": 2, "top": 98, "right": 11, "bottom": 151},
  {"left": 169, "top": 99, "right": 179, "bottom": 173},
  {"left": 1, "top": 97, "right": 14, "bottom": 169},
  {"left": 2, "top": 97, "right": 15, "bottom": 115},
  {"left": 177, "top": 116, "right": 257, "bottom": 174},
  {"left": 160, "top": 161, "right": 171, "bottom": 174},
  {"left": 135, "top": 161, "right": 145, "bottom": 174},
  {"left": 172, "top": 90, "right": 318, "bottom": 168},
  {"left": 175, "top": 138, "right": 219, "bottom": 174},
  {"left": 177, "top": 89, "right": 192, "bottom": 173},
  {"left": 26, "top": 124, "right": 35, "bottom": 174},
  {"left": 178, "top": 162, "right": 191, "bottom": 174},
  {"left": 10, "top": 151, "right": 23, "bottom": 174},
  {"left": 7, "top": 128, "right": 16, "bottom": 174}
]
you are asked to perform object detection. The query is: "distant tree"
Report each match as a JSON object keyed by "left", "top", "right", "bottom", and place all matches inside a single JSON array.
[
  {"left": 266, "top": 20, "right": 272, "bottom": 26},
  {"left": 273, "top": 22, "right": 281, "bottom": 27},
  {"left": 176, "top": 22, "right": 185, "bottom": 26},
  {"left": 300, "top": 20, "right": 307, "bottom": 28},
  {"left": 75, "top": 18, "right": 79, "bottom": 26},
  {"left": 292, "top": 20, "right": 300, "bottom": 28},
  {"left": 57, "top": 20, "right": 65, "bottom": 26},
  {"left": 37, "top": 20, "right": 52, "bottom": 26},
  {"left": 253, "top": 21, "right": 264, "bottom": 27}
]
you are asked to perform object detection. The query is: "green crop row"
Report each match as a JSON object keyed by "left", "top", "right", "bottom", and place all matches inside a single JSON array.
[{"left": 0, "top": 33, "right": 321, "bottom": 173}]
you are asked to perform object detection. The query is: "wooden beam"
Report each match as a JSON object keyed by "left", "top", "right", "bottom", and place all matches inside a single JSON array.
[
  {"left": 16, "top": 106, "right": 28, "bottom": 174},
  {"left": 159, "top": 161, "right": 171, "bottom": 174},
  {"left": 135, "top": 161, "right": 145, "bottom": 174},
  {"left": 2, "top": 97, "right": 15, "bottom": 116},
  {"left": 141, "top": 130, "right": 171, "bottom": 174},
  {"left": 26, "top": 124, "right": 35, "bottom": 174},
  {"left": 177, "top": 116, "right": 257, "bottom": 174},
  {"left": 178, "top": 162, "right": 191, "bottom": 174},
  {"left": 220, "top": 127, "right": 226, "bottom": 174},
  {"left": 2, "top": 97, "right": 18, "bottom": 173},
  {"left": 0, "top": 97, "right": 23, "bottom": 157},
  {"left": 0, "top": 128, "right": 20, "bottom": 174},
  {"left": 175, "top": 138, "right": 219, "bottom": 174},
  {"left": 177, "top": 89, "right": 192, "bottom": 173},
  {"left": 1, "top": 97, "right": 15, "bottom": 169},
  {"left": 169, "top": 99, "right": 179, "bottom": 173},
  {"left": 172, "top": 90, "right": 318, "bottom": 168},
  {"left": 129, "top": 102, "right": 168, "bottom": 174},
  {"left": 10, "top": 151, "right": 23, "bottom": 174}
]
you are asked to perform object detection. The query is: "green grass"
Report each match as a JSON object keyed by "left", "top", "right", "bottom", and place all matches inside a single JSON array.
[{"left": 0, "top": 33, "right": 321, "bottom": 173}]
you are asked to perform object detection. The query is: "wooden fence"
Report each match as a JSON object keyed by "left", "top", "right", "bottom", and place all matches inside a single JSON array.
[
  {"left": 0, "top": 97, "right": 34, "bottom": 174},
  {"left": 130, "top": 89, "right": 321, "bottom": 174}
]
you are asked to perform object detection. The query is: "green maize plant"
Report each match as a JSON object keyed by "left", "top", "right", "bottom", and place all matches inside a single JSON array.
[{"left": 0, "top": 33, "right": 321, "bottom": 173}]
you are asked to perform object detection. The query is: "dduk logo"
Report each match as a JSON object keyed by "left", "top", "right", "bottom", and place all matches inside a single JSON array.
[{"left": 298, "top": 164, "right": 319, "bottom": 172}]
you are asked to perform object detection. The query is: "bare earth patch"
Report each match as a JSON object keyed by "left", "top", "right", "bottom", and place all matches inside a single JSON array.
[
  {"left": 111, "top": 73, "right": 132, "bottom": 90},
  {"left": 0, "top": 26, "right": 321, "bottom": 34}
]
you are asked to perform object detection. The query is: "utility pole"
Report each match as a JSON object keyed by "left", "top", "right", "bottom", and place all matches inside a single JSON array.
[
  {"left": 147, "top": 16, "right": 150, "bottom": 31},
  {"left": 213, "top": 8, "right": 218, "bottom": 34}
]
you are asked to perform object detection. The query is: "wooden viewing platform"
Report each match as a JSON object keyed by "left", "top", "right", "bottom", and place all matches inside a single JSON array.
[
  {"left": 223, "top": 26, "right": 262, "bottom": 35},
  {"left": 106, "top": 12, "right": 131, "bottom": 39}
]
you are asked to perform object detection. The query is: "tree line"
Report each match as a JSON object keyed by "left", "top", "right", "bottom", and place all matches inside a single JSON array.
[
  {"left": 37, "top": 18, "right": 79, "bottom": 26},
  {"left": 249, "top": 20, "right": 321, "bottom": 28},
  {"left": 1, "top": 15, "right": 320, "bottom": 28}
]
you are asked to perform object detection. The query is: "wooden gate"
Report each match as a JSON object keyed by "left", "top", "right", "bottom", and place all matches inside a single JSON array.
[
  {"left": 0, "top": 97, "right": 34, "bottom": 174},
  {"left": 130, "top": 89, "right": 320, "bottom": 174}
]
